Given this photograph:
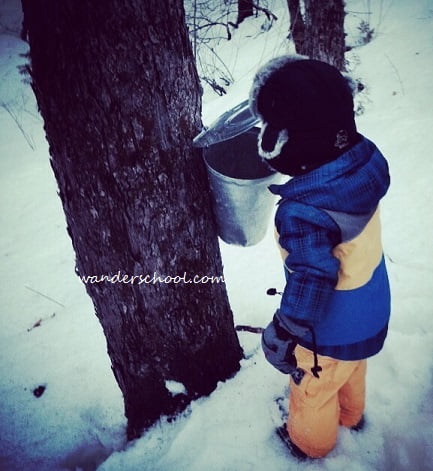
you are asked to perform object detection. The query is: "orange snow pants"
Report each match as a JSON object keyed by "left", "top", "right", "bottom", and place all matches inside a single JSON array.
[{"left": 287, "top": 345, "right": 367, "bottom": 458}]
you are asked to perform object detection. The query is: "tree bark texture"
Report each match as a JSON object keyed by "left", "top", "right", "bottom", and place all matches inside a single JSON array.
[
  {"left": 287, "top": 0, "right": 306, "bottom": 54},
  {"left": 23, "top": 0, "right": 242, "bottom": 439},
  {"left": 287, "top": 0, "right": 346, "bottom": 71}
]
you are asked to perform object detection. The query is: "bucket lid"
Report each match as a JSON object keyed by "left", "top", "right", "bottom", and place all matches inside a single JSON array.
[{"left": 193, "top": 99, "right": 261, "bottom": 148}]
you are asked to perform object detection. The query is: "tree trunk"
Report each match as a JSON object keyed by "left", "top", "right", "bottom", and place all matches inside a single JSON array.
[
  {"left": 287, "top": 0, "right": 306, "bottom": 55},
  {"left": 23, "top": 0, "right": 243, "bottom": 440},
  {"left": 237, "top": 0, "right": 254, "bottom": 24},
  {"left": 287, "top": 0, "right": 346, "bottom": 71}
]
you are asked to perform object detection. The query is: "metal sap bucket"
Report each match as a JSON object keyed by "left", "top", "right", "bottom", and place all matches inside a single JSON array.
[{"left": 202, "top": 127, "right": 280, "bottom": 246}]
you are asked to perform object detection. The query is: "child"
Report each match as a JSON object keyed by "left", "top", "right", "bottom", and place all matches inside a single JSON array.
[{"left": 249, "top": 55, "right": 391, "bottom": 459}]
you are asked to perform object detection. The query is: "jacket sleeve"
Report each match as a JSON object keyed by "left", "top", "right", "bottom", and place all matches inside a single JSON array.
[{"left": 275, "top": 200, "right": 341, "bottom": 325}]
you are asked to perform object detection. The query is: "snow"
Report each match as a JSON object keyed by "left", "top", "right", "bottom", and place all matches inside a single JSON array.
[
  {"left": 165, "top": 381, "right": 187, "bottom": 396},
  {"left": 1, "top": 0, "right": 433, "bottom": 470}
]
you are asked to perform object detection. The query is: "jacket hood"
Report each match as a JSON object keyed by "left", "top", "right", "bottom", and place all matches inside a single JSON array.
[{"left": 269, "top": 137, "right": 390, "bottom": 214}]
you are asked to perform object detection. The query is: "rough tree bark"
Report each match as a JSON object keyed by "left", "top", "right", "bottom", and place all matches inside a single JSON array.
[
  {"left": 287, "top": 0, "right": 346, "bottom": 71},
  {"left": 23, "top": 0, "right": 243, "bottom": 439},
  {"left": 287, "top": 0, "right": 306, "bottom": 53}
]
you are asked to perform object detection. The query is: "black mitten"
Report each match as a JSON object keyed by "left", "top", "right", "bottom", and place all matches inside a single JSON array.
[{"left": 261, "top": 311, "right": 307, "bottom": 384}]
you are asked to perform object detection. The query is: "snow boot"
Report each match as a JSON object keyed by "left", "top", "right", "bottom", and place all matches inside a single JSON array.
[
  {"left": 350, "top": 415, "right": 365, "bottom": 432},
  {"left": 275, "top": 424, "right": 308, "bottom": 461}
]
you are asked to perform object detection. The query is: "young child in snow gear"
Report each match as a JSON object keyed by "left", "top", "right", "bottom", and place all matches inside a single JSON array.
[{"left": 249, "top": 55, "right": 391, "bottom": 459}]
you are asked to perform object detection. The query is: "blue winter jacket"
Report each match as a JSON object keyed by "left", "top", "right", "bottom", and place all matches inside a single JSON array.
[{"left": 269, "top": 136, "right": 391, "bottom": 361}]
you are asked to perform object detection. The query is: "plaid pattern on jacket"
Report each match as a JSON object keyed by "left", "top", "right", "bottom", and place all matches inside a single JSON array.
[{"left": 269, "top": 136, "right": 390, "bottom": 327}]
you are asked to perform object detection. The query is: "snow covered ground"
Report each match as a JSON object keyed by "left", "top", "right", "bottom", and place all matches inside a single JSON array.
[{"left": 1, "top": 0, "right": 433, "bottom": 470}]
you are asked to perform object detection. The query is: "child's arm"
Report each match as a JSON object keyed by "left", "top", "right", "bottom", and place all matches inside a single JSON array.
[{"left": 275, "top": 200, "right": 341, "bottom": 325}]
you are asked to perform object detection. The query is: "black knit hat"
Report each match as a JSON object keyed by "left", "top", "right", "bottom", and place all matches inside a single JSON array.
[{"left": 249, "top": 55, "right": 359, "bottom": 176}]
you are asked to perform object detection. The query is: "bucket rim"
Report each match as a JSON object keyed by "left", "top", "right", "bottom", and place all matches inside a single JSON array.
[{"left": 204, "top": 158, "right": 279, "bottom": 184}]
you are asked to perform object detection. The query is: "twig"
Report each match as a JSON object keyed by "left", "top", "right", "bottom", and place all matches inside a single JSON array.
[
  {"left": 1, "top": 102, "right": 36, "bottom": 150},
  {"left": 24, "top": 285, "right": 65, "bottom": 308},
  {"left": 385, "top": 253, "right": 396, "bottom": 264},
  {"left": 384, "top": 53, "right": 405, "bottom": 95},
  {"left": 202, "top": 44, "right": 235, "bottom": 82},
  {"left": 236, "top": 325, "right": 264, "bottom": 334},
  {"left": 27, "top": 313, "right": 56, "bottom": 332},
  {"left": 252, "top": 3, "right": 278, "bottom": 22}
]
